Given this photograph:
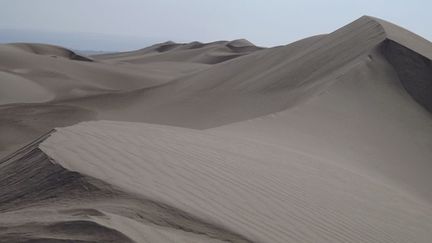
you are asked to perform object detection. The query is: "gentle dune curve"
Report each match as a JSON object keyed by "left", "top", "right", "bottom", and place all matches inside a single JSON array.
[
  {"left": 0, "top": 71, "right": 54, "bottom": 105},
  {"left": 32, "top": 121, "right": 432, "bottom": 243},
  {"left": 7, "top": 43, "right": 93, "bottom": 62},
  {"left": 3, "top": 121, "right": 431, "bottom": 242}
]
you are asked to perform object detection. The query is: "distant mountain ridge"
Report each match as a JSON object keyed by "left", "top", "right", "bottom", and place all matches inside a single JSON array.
[{"left": 0, "top": 29, "right": 165, "bottom": 52}]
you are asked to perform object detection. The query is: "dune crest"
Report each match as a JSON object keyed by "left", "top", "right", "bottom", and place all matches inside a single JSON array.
[
  {"left": 94, "top": 39, "right": 263, "bottom": 64},
  {"left": 8, "top": 43, "right": 93, "bottom": 61}
]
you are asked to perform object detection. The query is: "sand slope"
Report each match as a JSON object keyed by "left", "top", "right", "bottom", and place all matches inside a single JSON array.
[
  {"left": 0, "top": 120, "right": 430, "bottom": 242},
  {"left": 0, "top": 43, "right": 212, "bottom": 104},
  {"left": 0, "top": 39, "right": 262, "bottom": 156},
  {"left": 54, "top": 16, "right": 430, "bottom": 130},
  {"left": 0, "top": 16, "right": 432, "bottom": 242}
]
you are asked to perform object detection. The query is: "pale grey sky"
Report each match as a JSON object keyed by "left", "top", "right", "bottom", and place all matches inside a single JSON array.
[{"left": 1, "top": 0, "right": 431, "bottom": 50}]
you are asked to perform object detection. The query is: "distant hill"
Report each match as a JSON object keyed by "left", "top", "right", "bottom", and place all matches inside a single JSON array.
[{"left": 73, "top": 50, "right": 114, "bottom": 56}]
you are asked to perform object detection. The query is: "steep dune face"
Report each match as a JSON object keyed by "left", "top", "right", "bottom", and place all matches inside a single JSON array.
[
  {"left": 372, "top": 16, "right": 432, "bottom": 59},
  {"left": 1, "top": 16, "right": 432, "bottom": 242},
  {"left": 361, "top": 16, "right": 432, "bottom": 113},
  {"left": 382, "top": 40, "right": 432, "bottom": 112}
]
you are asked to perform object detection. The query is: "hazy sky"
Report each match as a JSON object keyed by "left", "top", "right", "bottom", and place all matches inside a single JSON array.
[{"left": 1, "top": 0, "right": 431, "bottom": 48}]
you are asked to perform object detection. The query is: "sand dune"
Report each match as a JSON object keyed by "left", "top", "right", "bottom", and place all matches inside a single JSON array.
[
  {"left": 56, "top": 16, "right": 430, "bottom": 130},
  {"left": 1, "top": 41, "right": 243, "bottom": 106},
  {"left": 0, "top": 70, "right": 54, "bottom": 104},
  {"left": 37, "top": 121, "right": 432, "bottom": 242},
  {"left": 7, "top": 43, "right": 94, "bottom": 61},
  {"left": 94, "top": 39, "right": 263, "bottom": 64},
  {"left": 1, "top": 16, "right": 432, "bottom": 242}
]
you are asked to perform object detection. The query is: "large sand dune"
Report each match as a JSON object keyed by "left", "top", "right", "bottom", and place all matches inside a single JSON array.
[{"left": 1, "top": 16, "right": 431, "bottom": 242}]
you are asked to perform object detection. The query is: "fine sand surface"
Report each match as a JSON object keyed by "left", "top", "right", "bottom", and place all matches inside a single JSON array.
[{"left": 1, "top": 16, "right": 432, "bottom": 242}]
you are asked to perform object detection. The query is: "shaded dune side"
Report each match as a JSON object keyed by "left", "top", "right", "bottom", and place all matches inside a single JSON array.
[
  {"left": 0, "top": 131, "right": 108, "bottom": 211},
  {"left": 0, "top": 132, "right": 134, "bottom": 242},
  {"left": 155, "top": 42, "right": 182, "bottom": 53},
  {"left": 0, "top": 221, "right": 134, "bottom": 243},
  {"left": 0, "top": 133, "right": 252, "bottom": 243},
  {"left": 381, "top": 40, "right": 432, "bottom": 112},
  {"left": 226, "top": 39, "right": 261, "bottom": 53},
  {"left": 0, "top": 104, "right": 96, "bottom": 159},
  {"left": 366, "top": 16, "right": 432, "bottom": 112}
]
